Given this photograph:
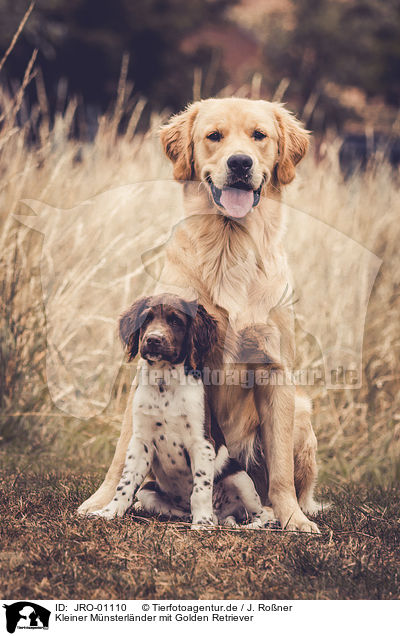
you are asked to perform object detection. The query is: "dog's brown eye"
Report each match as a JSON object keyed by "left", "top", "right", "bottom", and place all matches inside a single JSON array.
[
  {"left": 252, "top": 130, "right": 266, "bottom": 141},
  {"left": 168, "top": 314, "right": 184, "bottom": 328},
  {"left": 207, "top": 131, "right": 222, "bottom": 142}
]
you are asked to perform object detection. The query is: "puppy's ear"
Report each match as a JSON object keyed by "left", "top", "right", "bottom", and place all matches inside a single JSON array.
[
  {"left": 273, "top": 104, "right": 310, "bottom": 187},
  {"left": 119, "top": 297, "right": 150, "bottom": 361},
  {"left": 160, "top": 103, "right": 200, "bottom": 181},
  {"left": 186, "top": 304, "right": 218, "bottom": 373}
]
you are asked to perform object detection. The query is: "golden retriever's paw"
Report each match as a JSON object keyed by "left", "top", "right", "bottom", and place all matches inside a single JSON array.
[
  {"left": 88, "top": 509, "right": 115, "bottom": 520},
  {"left": 283, "top": 510, "right": 320, "bottom": 534},
  {"left": 77, "top": 499, "right": 104, "bottom": 516},
  {"left": 77, "top": 503, "right": 90, "bottom": 516},
  {"left": 89, "top": 502, "right": 128, "bottom": 520},
  {"left": 77, "top": 489, "right": 118, "bottom": 515},
  {"left": 78, "top": 502, "right": 111, "bottom": 516},
  {"left": 299, "top": 496, "right": 332, "bottom": 516},
  {"left": 295, "top": 519, "right": 320, "bottom": 534}
]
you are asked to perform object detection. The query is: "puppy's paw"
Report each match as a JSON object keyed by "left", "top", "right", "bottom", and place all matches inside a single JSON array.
[
  {"left": 221, "top": 515, "right": 239, "bottom": 528},
  {"left": 191, "top": 515, "right": 216, "bottom": 531},
  {"left": 133, "top": 501, "right": 145, "bottom": 513},
  {"left": 258, "top": 508, "right": 281, "bottom": 529}
]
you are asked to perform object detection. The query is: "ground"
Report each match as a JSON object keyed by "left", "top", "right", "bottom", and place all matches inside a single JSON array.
[{"left": 0, "top": 471, "right": 398, "bottom": 600}]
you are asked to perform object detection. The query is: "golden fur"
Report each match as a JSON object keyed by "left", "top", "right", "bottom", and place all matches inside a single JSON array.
[{"left": 79, "top": 98, "right": 320, "bottom": 532}]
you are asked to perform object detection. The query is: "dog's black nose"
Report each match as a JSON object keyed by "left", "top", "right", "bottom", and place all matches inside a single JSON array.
[
  {"left": 227, "top": 154, "right": 253, "bottom": 173},
  {"left": 146, "top": 335, "right": 162, "bottom": 347}
]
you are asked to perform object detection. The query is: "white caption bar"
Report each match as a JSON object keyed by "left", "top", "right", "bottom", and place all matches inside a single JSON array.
[{"left": 1, "top": 599, "right": 397, "bottom": 635}]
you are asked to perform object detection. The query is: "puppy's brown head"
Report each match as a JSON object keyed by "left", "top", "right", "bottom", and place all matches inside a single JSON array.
[
  {"left": 160, "top": 98, "right": 309, "bottom": 219},
  {"left": 119, "top": 294, "right": 218, "bottom": 372}
]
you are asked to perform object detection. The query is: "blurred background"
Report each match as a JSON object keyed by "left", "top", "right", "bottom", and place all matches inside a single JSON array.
[
  {"left": 1, "top": 0, "right": 400, "bottom": 151},
  {"left": 0, "top": 0, "right": 399, "bottom": 487}
]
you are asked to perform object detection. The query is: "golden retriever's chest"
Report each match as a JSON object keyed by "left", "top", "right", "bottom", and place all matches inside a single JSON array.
[
  {"left": 211, "top": 268, "right": 289, "bottom": 330},
  {"left": 205, "top": 251, "right": 262, "bottom": 323}
]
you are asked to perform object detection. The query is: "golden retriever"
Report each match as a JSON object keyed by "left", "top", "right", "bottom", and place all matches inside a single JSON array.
[{"left": 79, "top": 97, "right": 321, "bottom": 533}]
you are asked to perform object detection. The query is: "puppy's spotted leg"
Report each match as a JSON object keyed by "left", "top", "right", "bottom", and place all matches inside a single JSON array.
[
  {"left": 188, "top": 441, "right": 216, "bottom": 529},
  {"left": 91, "top": 435, "right": 153, "bottom": 519}
]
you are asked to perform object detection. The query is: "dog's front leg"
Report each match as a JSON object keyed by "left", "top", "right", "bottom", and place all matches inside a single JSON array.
[
  {"left": 188, "top": 441, "right": 216, "bottom": 529},
  {"left": 77, "top": 381, "right": 136, "bottom": 514},
  {"left": 90, "top": 433, "right": 152, "bottom": 520},
  {"left": 254, "top": 380, "right": 319, "bottom": 533}
]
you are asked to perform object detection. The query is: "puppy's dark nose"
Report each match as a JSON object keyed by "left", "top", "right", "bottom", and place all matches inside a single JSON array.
[
  {"left": 227, "top": 154, "right": 253, "bottom": 174},
  {"left": 146, "top": 335, "right": 162, "bottom": 347}
]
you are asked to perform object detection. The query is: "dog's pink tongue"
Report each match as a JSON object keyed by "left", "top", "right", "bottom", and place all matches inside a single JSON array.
[{"left": 220, "top": 188, "right": 253, "bottom": 218}]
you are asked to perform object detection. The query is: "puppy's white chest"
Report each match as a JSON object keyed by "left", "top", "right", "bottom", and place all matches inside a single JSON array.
[
  {"left": 131, "top": 365, "right": 206, "bottom": 500},
  {"left": 133, "top": 365, "right": 205, "bottom": 437}
]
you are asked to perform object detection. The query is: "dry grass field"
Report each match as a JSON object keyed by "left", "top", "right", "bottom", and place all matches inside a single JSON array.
[
  {"left": 0, "top": 473, "right": 398, "bottom": 599},
  {"left": 0, "top": 76, "right": 399, "bottom": 599}
]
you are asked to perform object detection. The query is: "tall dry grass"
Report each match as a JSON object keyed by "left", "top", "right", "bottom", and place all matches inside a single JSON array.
[
  {"left": 0, "top": 75, "right": 399, "bottom": 486},
  {"left": 286, "top": 141, "right": 400, "bottom": 485}
]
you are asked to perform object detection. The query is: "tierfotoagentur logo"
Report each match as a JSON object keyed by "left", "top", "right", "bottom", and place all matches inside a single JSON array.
[
  {"left": 2, "top": 602, "right": 50, "bottom": 633},
  {"left": 15, "top": 181, "right": 381, "bottom": 419}
]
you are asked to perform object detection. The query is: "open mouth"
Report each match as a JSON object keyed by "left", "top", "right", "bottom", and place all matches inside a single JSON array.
[
  {"left": 143, "top": 352, "right": 163, "bottom": 363},
  {"left": 206, "top": 177, "right": 263, "bottom": 219}
]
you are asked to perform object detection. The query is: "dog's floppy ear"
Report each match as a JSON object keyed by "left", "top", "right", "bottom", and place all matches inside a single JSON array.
[
  {"left": 119, "top": 297, "right": 150, "bottom": 361},
  {"left": 160, "top": 103, "right": 200, "bottom": 181},
  {"left": 185, "top": 303, "right": 218, "bottom": 373},
  {"left": 273, "top": 104, "right": 310, "bottom": 187}
]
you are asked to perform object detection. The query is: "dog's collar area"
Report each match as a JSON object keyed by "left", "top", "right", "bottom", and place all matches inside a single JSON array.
[{"left": 205, "top": 176, "right": 262, "bottom": 219}]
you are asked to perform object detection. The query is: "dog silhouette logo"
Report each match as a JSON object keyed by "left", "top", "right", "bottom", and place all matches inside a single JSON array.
[
  {"left": 3, "top": 602, "right": 50, "bottom": 633},
  {"left": 16, "top": 185, "right": 381, "bottom": 412}
]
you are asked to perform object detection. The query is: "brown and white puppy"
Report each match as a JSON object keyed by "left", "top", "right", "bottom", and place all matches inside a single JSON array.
[
  {"left": 80, "top": 98, "right": 321, "bottom": 533},
  {"left": 91, "top": 294, "right": 273, "bottom": 529}
]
